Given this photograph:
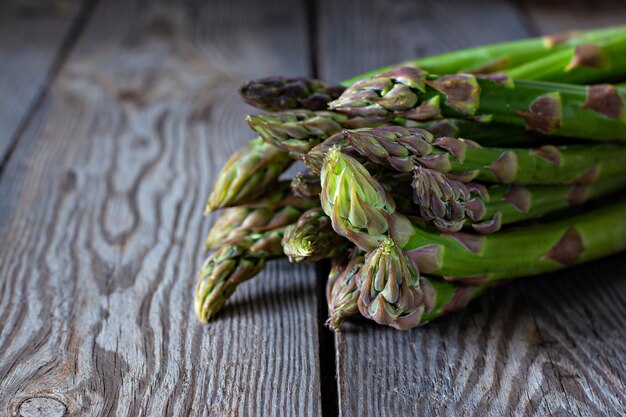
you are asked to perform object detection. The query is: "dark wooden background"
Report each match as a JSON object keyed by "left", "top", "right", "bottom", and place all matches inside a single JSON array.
[{"left": 1, "top": 0, "right": 625, "bottom": 416}]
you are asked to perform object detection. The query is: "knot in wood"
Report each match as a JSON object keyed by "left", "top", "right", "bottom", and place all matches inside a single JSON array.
[{"left": 19, "top": 397, "right": 67, "bottom": 417}]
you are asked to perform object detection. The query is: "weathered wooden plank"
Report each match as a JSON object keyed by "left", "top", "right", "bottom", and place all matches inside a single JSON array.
[
  {"left": 0, "top": 0, "right": 83, "bottom": 163},
  {"left": 0, "top": 0, "right": 322, "bottom": 416},
  {"left": 317, "top": 0, "right": 531, "bottom": 84},
  {"left": 520, "top": 0, "right": 626, "bottom": 33},
  {"left": 318, "top": 1, "right": 626, "bottom": 416}
]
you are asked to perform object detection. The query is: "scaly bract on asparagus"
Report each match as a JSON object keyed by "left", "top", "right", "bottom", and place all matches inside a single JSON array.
[{"left": 291, "top": 171, "right": 322, "bottom": 200}]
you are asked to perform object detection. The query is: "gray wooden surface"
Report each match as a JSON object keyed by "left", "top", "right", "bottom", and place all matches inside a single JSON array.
[
  {"left": 0, "top": 0, "right": 625, "bottom": 416},
  {"left": 0, "top": 0, "right": 321, "bottom": 416},
  {"left": 0, "top": 0, "right": 83, "bottom": 162}
]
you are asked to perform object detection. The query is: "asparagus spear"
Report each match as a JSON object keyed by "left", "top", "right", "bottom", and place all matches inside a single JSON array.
[
  {"left": 358, "top": 263, "right": 496, "bottom": 330},
  {"left": 206, "top": 137, "right": 293, "bottom": 212},
  {"left": 325, "top": 244, "right": 501, "bottom": 331},
  {"left": 356, "top": 238, "right": 424, "bottom": 329},
  {"left": 330, "top": 67, "right": 626, "bottom": 141},
  {"left": 282, "top": 208, "right": 348, "bottom": 263},
  {"left": 344, "top": 127, "right": 626, "bottom": 185},
  {"left": 326, "top": 248, "right": 365, "bottom": 331},
  {"left": 246, "top": 110, "right": 358, "bottom": 154},
  {"left": 195, "top": 229, "right": 285, "bottom": 322},
  {"left": 239, "top": 76, "right": 345, "bottom": 111},
  {"left": 249, "top": 110, "right": 543, "bottom": 159},
  {"left": 206, "top": 184, "right": 317, "bottom": 250},
  {"left": 320, "top": 145, "right": 413, "bottom": 252},
  {"left": 506, "top": 31, "right": 626, "bottom": 84},
  {"left": 240, "top": 26, "right": 626, "bottom": 112},
  {"left": 341, "top": 25, "right": 626, "bottom": 85},
  {"left": 473, "top": 176, "right": 626, "bottom": 233},
  {"left": 403, "top": 198, "right": 626, "bottom": 282},
  {"left": 319, "top": 145, "right": 626, "bottom": 282},
  {"left": 338, "top": 126, "right": 626, "bottom": 231}
]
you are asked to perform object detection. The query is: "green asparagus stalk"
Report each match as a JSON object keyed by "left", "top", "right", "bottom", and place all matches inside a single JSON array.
[
  {"left": 240, "top": 26, "right": 626, "bottom": 112},
  {"left": 249, "top": 110, "right": 544, "bottom": 159},
  {"left": 410, "top": 118, "right": 550, "bottom": 148},
  {"left": 326, "top": 248, "right": 365, "bottom": 331},
  {"left": 310, "top": 165, "right": 626, "bottom": 235},
  {"left": 337, "top": 126, "right": 626, "bottom": 231},
  {"left": 343, "top": 127, "right": 626, "bottom": 185},
  {"left": 246, "top": 110, "right": 367, "bottom": 155},
  {"left": 403, "top": 198, "right": 626, "bottom": 282},
  {"left": 195, "top": 229, "right": 285, "bottom": 322},
  {"left": 506, "top": 31, "right": 626, "bottom": 84},
  {"left": 206, "top": 137, "right": 293, "bottom": 212},
  {"left": 472, "top": 176, "right": 626, "bottom": 233},
  {"left": 282, "top": 208, "right": 348, "bottom": 263},
  {"left": 358, "top": 262, "right": 495, "bottom": 330},
  {"left": 341, "top": 25, "right": 626, "bottom": 85},
  {"left": 318, "top": 144, "right": 626, "bottom": 283},
  {"left": 330, "top": 67, "right": 626, "bottom": 141}
]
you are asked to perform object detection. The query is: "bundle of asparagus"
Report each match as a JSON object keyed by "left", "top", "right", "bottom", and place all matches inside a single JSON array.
[{"left": 196, "top": 25, "right": 626, "bottom": 331}]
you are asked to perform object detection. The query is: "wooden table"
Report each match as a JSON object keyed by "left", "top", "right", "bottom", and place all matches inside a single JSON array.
[{"left": 1, "top": 0, "right": 625, "bottom": 416}]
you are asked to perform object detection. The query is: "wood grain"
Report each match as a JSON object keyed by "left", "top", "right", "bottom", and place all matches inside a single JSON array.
[
  {"left": 0, "top": 0, "right": 322, "bottom": 416},
  {"left": 316, "top": 0, "right": 531, "bottom": 84},
  {"left": 520, "top": 0, "right": 626, "bottom": 33},
  {"left": 0, "top": 0, "right": 83, "bottom": 163},
  {"left": 317, "top": 1, "right": 626, "bottom": 416}
]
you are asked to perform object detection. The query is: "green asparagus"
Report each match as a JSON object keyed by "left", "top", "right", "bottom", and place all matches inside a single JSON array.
[
  {"left": 206, "top": 137, "right": 293, "bottom": 212},
  {"left": 341, "top": 25, "right": 626, "bottom": 85},
  {"left": 356, "top": 238, "right": 423, "bottom": 329},
  {"left": 326, "top": 248, "right": 365, "bottom": 331},
  {"left": 330, "top": 67, "right": 626, "bottom": 141},
  {"left": 344, "top": 127, "right": 626, "bottom": 185},
  {"left": 282, "top": 208, "right": 347, "bottom": 263},
  {"left": 206, "top": 184, "right": 317, "bottom": 249},
  {"left": 404, "top": 198, "right": 626, "bottom": 282},
  {"left": 239, "top": 76, "right": 345, "bottom": 111},
  {"left": 506, "top": 30, "right": 626, "bottom": 84},
  {"left": 195, "top": 229, "right": 285, "bottom": 322}
]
